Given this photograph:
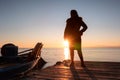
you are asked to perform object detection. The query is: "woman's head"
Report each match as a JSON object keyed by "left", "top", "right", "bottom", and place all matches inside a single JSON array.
[{"left": 70, "top": 10, "right": 79, "bottom": 18}]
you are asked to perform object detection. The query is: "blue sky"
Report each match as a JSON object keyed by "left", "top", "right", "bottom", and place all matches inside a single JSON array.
[{"left": 0, "top": 0, "right": 120, "bottom": 48}]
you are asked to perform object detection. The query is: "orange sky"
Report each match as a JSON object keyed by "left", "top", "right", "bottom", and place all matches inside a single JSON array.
[{"left": 0, "top": 0, "right": 120, "bottom": 48}]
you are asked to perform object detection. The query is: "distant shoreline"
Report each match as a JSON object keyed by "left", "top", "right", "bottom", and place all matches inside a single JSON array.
[{"left": 0, "top": 46, "right": 120, "bottom": 49}]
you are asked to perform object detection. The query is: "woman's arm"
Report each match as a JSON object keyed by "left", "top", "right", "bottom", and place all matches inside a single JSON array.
[{"left": 81, "top": 20, "right": 88, "bottom": 33}]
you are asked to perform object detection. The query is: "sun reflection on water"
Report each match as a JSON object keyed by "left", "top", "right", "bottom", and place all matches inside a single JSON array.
[{"left": 64, "top": 40, "right": 70, "bottom": 60}]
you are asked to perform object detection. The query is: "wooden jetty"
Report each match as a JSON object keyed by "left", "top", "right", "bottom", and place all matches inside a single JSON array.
[{"left": 21, "top": 60, "right": 120, "bottom": 80}]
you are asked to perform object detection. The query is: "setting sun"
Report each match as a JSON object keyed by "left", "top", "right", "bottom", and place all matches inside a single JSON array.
[{"left": 64, "top": 40, "right": 70, "bottom": 60}]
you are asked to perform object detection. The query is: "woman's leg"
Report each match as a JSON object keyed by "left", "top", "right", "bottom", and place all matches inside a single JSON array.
[
  {"left": 77, "top": 50, "right": 85, "bottom": 67},
  {"left": 70, "top": 48, "right": 74, "bottom": 65}
]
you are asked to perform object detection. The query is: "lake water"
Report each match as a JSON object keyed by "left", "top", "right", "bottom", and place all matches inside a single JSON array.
[{"left": 0, "top": 48, "right": 120, "bottom": 68}]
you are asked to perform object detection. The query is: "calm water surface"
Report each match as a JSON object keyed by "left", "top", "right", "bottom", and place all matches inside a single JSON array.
[{"left": 0, "top": 48, "right": 120, "bottom": 67}]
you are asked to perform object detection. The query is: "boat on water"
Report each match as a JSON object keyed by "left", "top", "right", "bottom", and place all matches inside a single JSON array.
[{"left": 0, "top": 43, "right": 44, "bottom": 79}]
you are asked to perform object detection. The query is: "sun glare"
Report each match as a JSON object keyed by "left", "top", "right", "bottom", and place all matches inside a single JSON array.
[{"left": 64, "top": 40, "right": 70, "bottom": 60}]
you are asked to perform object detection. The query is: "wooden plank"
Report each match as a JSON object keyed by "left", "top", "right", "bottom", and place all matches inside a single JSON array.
[{"left": 20, "top": 61, "right": 120, "bottom": 80}]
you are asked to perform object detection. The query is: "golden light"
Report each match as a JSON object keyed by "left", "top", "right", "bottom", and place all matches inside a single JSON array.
[{"left": 64, "top": 40, "right": 70, "bottom": 60}]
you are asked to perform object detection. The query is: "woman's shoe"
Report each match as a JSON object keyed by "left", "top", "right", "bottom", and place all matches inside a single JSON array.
[
  {"left": 81, "top": 63, "right": 86, "bottom": 67},
  {"left": 70, "top": 62, "right": 74, "bottom": 67}
]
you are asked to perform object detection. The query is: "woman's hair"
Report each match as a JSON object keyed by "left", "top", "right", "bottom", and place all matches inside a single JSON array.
[{"left": 70, "top": 10, "right": 79, "bottom": 18}]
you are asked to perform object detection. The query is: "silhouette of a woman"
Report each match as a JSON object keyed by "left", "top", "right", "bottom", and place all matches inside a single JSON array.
[{"left": 64, "top": 10, "right": 88, "bottom": 67}]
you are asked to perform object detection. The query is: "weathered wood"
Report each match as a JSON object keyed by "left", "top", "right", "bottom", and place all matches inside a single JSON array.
[
  {"left": 22, "top": 60, "right": 120, "bottom": 80},
  {"left": 18, "top": 49, "right": 33, "bottom": 54},
  {"left": 0, "top": 43, "right": 43, "bottom": 79}
]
